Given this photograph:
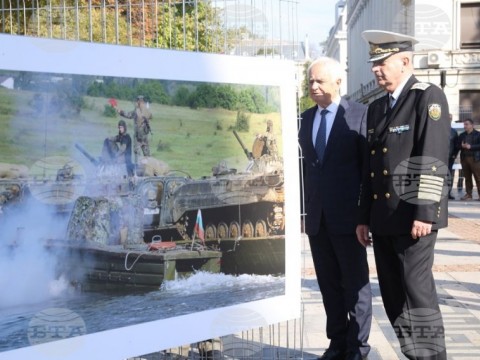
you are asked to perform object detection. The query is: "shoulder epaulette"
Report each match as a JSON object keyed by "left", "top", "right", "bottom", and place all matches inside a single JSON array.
[{"left": 410, "top": 82, "right": 431, "bottom": 91}]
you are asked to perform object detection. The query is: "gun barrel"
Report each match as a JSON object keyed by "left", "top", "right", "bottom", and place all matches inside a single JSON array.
[
  {"left": 75, "top": 143, "right": 99, "bottom": 166},
  {"left": 233, "top": 130, "right": 252, "bottom": 160}
]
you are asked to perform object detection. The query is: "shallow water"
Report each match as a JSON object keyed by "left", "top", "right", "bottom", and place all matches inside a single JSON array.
[{"left": 0, "top": 271, "right": 285, "bottom": 352}]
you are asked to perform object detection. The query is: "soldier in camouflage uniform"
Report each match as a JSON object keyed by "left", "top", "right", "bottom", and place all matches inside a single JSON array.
[
  {"left": 261, "top": 120, "right": 278, "bottom": 158},
  {"left": 118, "top": 95, "right": 153, "bottom": 157},
  {"left": 254, "top": 119, "right": 278, "bottom": 159},
  {"left": 102, "top": 119, "right": 133, "bottom": 176}
]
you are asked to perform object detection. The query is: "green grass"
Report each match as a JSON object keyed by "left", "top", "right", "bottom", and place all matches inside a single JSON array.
[{"left": 0, "top": 89, "right": 283, "bottom": 179}]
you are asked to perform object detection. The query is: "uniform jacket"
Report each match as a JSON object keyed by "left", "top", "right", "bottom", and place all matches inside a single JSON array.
[
  {"left": 458, "top": 129, "right": 480, "bottom": 162},
  {"left": 299, "top": 97, "right": 367, "bottom": 235},
  {"left": 358, "top": 75, "right": 450, "bottom": 235},
  {"left": 116, "top": 133, "right": 133, "bottom": 166}
]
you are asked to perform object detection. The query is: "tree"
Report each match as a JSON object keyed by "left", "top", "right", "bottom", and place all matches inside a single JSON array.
[
  {"left": 172, "top": 86, "right": 191, "bottom": 107},
  {"left": 237, "top": 87, "right": 275, "bottom": 113},
  {"left": 2, "top": 0, "right": 235, "bottom": 52},
  {"left": 300, "top": 61, "right": 315, "bottom": 112},
  {"left": 234, "top": 110, "right": 250, "bottom": 132},
  {"left": 153, "top": 1, "right": 235, "bottom": 53},
  {"left": 136, "top": 80, "right": 169, "bottom": 104}
]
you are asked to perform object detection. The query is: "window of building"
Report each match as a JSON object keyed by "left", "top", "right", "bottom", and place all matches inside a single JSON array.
[
  {"left": 459, "top": 90, "right": 480, "bottom": 123},
  {"left": 460, "top": 2, "right": 480, "bottom": 49}
]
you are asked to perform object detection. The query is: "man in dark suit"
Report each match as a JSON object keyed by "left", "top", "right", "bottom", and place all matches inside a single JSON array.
[
  {"left": 299, "top": 57, "right": 372, "bottom": 360},
  {"left": 357, "top": 30, "right": 449, "bottom": 360}
]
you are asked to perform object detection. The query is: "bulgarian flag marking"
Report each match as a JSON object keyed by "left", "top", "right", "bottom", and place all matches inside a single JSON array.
[{"left": 194, "top": 209, "right": 205, "bottom": 244}]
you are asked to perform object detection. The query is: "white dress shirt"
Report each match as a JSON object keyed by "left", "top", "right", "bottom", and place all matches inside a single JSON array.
[{"left": 311, "top": 99, "right": 340, "bottom": 147}]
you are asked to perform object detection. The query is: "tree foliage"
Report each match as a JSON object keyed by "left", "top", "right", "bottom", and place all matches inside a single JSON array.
[
  {"left": 85, "top": 77, "right": 273, "bottom": 114},
  {"left": 169, "top": 83, "right": 274, "bottom": 113},
  {"left": 172, "top": 86, "right": 192, "bottom": 107},
  {"left": 1, "top": 0, "right": 235, "bottom": 52},
  {"left": 237, "top": 88, "right": 272, "bottom": 113},
  {"left": 300, "top": 61, "right": 315, "bottom": 112},
  {"left": 234, "top": 110, "right": 250, "bottom": 132},
  {"left": 87, "top": 79, "right": 169, "bottom": 104}
]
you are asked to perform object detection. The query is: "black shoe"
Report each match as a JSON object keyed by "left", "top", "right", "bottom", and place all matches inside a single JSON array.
[
  {"left": 317, "top": 348, "right": 346, "bottom": 360},
  {"left": 345, "top": 350, "right": 366, "bottom": 360},
  {"left": 448, "top": 195, "right": 455, "bottom": 200}
]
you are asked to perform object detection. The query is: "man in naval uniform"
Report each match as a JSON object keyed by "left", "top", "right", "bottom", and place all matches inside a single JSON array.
[{"left": 356, "top": 30, "right": 449, "bottom": 360}]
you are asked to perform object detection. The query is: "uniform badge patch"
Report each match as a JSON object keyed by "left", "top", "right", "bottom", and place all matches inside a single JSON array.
[
  {"left": 389, "top": 125, "right": 410, "bottom": 134},
  {"left": 428, "top": 104, "right": 441, "bottom": 121}
]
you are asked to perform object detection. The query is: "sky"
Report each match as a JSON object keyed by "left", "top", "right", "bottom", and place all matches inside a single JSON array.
[{"left": 296, "top": 0, "right": 340, "bottom": 48}]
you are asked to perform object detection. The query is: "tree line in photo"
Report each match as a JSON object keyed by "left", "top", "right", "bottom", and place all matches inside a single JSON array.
[
  {"left": 8, "top": 71, "right": 279, "bottom": 116},
  {"left": 88, "top": 80, "right": 278, "bottom": 114}
]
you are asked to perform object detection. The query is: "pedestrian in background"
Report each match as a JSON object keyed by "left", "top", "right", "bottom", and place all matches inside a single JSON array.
[
  {"left": 299, "top": 56, "right": 372, "bottom": 360},
  {"left": 449, "top": 114, "right": 460, "bottom": 200},
  {"left": 458, "top": 118, "right": 480, "bottom": 200},
  {"left": 357, "top": 30, "right": 449, "bottom": 360}
]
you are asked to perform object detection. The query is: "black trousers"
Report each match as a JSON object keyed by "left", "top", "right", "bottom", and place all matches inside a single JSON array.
[
  {"left": 373, "top": 232, "right": 447, "bottom": 360},
  {"left": 308, "top": 219, "right": 372, "bottom": 356},
  {"left": 448, "top": 157, "right": 455, "bottom": 195}
]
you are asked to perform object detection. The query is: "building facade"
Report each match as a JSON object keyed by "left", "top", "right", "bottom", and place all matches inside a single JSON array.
[
  {"left": 342, "top": 0, "right": 480, "bottom": 124},
  {"left": 324, "top": 1, "right": 348, "bottom": 95}
]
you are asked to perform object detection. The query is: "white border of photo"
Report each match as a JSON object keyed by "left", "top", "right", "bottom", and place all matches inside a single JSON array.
[{"left": 0, "top": 34, "right": 301, "bottom": 360}]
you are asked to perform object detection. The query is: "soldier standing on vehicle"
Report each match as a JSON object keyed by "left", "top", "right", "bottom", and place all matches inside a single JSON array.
[
  {"left": 253, "top": 119, "right": 278, "bottom": 159},
  {"left": 117, "top": 95, "right": 153, "bottom": 158},
  {"left": 102, "top": 120, "right": 134, "bottom": 176}
]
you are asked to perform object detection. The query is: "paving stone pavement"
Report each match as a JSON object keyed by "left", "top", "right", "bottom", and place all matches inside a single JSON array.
[
  {"left": 133, "top": 192, "right": 480, "bottom": 360},
  {"left": 301, "top": 197, "right": 480, "bottom": 360}
]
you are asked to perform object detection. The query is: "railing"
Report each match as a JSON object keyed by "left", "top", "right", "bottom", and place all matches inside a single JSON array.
[
  {"left": 1, "top": 2, "right": 307, "bottom": 359},
  {"left": 0, "top": 0, "right": 301, "bottom": 59}
]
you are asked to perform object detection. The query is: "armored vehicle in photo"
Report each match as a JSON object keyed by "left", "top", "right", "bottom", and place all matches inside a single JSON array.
[
  {"left": 68, "top": 130, "right": 285, "bottom": 277},
  {"left": 1, "top": 129, "right": 285, "bottom": 292}
]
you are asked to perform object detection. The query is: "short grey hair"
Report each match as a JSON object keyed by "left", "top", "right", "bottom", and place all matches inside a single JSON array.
[{"left": 307, "top": 56, "right": 344, "bottom": 83}]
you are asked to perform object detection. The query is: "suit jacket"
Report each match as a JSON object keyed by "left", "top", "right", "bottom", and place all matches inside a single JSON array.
[
  {"left": 357, "top": 75, "right": 450, "bottom": 235},
  {"left": 299, "top": 97, "right": 367, "bottom": 235}
]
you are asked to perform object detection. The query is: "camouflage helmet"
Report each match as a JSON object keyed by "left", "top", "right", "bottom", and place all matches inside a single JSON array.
[{"left": 118, "top": 119, "right": 127, "bottom": 131}]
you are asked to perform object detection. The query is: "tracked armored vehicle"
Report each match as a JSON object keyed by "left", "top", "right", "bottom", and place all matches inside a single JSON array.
[
  {"left": 1, "top": 130, "right": 285, "bottom": 290},
  {"left": 68, "top": 130, "right": 285, "bottom": 276}
]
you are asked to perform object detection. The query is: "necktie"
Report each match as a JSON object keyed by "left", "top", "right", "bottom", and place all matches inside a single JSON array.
[
  {"left": 389, "top": 95, "right": 395, "bottom": 109},
  {"left": 315, "top": 109, "right": 328, "bottom": 163}
]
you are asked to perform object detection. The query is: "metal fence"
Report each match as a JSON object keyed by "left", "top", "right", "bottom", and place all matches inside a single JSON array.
[
  {"left": 1, "top": 1, "right": 308, "bottom": 359},
  {"left": 0, "top": 0, "right": 301, "bottom": 59},
  {"left": 128, "top": 320, "right": 307, "bottom": 359}
]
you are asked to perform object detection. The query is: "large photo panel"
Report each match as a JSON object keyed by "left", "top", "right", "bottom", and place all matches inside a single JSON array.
[{"left": 0, "top": 34, "right": 301, "bottom": 359}]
